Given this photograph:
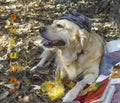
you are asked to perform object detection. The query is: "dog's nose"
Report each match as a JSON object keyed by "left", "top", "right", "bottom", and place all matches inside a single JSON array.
[{"left": 39, "top": 27, "right": 46, "bottom": 33}]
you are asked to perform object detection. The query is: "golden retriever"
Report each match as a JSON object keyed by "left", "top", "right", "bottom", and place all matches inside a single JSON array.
[{"left": 32, "top": 19, "right": 104, "bottom": 102}]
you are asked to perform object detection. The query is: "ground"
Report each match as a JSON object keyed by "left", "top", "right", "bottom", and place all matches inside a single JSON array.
[{"left": 0, "top": 0, "right": 120, "bottom": 103}]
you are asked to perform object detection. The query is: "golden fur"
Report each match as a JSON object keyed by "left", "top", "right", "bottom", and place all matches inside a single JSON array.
[{"left": 32, "top": 19, "right": 104, "bottom": 102}]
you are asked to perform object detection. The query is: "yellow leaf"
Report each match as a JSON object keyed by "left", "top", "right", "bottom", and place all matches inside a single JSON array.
[
  {"left": 40, "top": 80, "right": 64, "bottom": 100},
  {"left": 39, "top": 68, "right": 65, "bottom": 100},
  {"left": 55, "top": 68, "right": 61, "bottom": 84},
  {"left": 9, "top": 26, "right": 16, "bottom": 33},
  {"left": 79, "top": 82, "right": 103, "bottom": 96},
  {"left": 47, "top": 84, "right": 64, "bottom": 100},
  {"left": 5, "top": 20, "right": 10, "bottom": 26},
  {"left": 67, "top": 81, "right": 75, "bottom": 89}
]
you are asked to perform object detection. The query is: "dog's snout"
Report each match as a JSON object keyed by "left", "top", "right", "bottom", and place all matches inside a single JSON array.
[{"left": 39, "top": 27, "right": 46, "bottom": 33}]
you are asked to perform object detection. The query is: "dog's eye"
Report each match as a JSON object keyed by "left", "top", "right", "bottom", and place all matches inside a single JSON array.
[{"left": 57, "top": 24, "right": 64, "bottom": 28}]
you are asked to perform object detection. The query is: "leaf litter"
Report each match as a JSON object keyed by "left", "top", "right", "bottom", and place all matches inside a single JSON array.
[{"left": 0, "top": 0, "right": 120, "bottom": 103}]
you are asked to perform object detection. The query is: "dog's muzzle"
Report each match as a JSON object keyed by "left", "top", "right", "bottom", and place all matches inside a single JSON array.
[{"left": 39, "top": 26, "right": 65, "bottom": 48}]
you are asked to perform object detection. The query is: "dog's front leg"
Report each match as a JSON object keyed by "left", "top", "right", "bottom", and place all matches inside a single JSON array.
[
  {"left": 31, "top": 48, "right": 56, "bottom": 71},
  {"left": 62, "top": 70, "right": 98, "bottom": 102}
]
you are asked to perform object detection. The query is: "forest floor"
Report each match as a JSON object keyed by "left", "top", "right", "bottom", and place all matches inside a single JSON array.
[{"left": 0, "top": 0, "right": 120, "bottom": 103}]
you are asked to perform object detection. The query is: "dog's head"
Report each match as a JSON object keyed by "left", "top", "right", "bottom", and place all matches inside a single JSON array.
[{"left": 40, "top": 11, "right": 91, "bottom": 53}]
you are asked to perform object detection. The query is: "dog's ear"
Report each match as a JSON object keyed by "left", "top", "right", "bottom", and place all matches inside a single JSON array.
[
  {"left": 71, "top": 29, "right": 89, "bottom": 52},
  {"left": 69, "top": 29, "right": 90, "bottom": 60},
  {"left": 78, "top": 29, "right": 90, "bottom": 51}
]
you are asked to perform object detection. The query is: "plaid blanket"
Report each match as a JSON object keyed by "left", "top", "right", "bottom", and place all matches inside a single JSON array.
[
  {"left": 99, "top": 51, "right": 120, "bottom": 75},
  {"left": 111, "top": 83, "right": 120, "bottom": 103},
  {"left": 99, "top": 40, "right": 120, "bottom": 76}
]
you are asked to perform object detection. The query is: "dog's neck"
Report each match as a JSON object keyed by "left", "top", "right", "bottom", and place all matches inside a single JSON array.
[{"left": 58, "top": 47, "right": 83, "bottom": 64}]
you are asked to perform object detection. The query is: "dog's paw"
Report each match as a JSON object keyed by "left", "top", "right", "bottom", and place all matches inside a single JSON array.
[{"left": 62, "top": 88, "right": 78, "bottom": 103}]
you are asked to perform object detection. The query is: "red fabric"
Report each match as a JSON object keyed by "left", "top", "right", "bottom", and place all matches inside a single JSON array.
[
  {"left": 73, "top": 84, "right": 90, "bottom": 103},
  {"left": 73, "top": 78, "right": 109, "bottom": 103},
  {"left": 84, "top": 77, "right": 109, "bottom": 103}
]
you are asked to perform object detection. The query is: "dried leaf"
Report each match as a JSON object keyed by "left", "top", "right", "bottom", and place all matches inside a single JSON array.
[{"left": 40, "top": 81, "right": 64, "bottom": 101}]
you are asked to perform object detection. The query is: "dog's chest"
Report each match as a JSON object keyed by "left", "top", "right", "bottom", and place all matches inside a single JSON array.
[
  {"left": 57, "top": 55, "right": 81, "bottom": 80},
  {"left": 65, "top": 64, "right": 78, "bottom": 80},
  {"left": 56, "top": 50, "right": 85, "bottom": 80}
]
